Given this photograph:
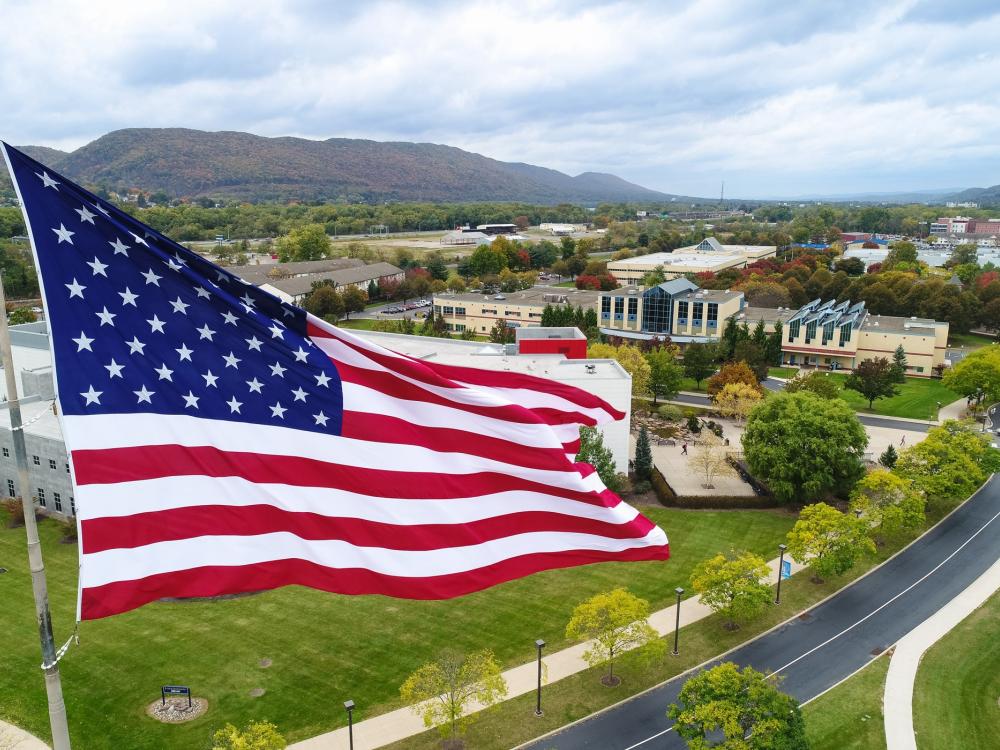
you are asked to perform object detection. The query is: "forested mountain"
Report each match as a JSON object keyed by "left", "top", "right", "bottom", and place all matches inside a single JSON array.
[
  {"left": 947, "top": 185, "right": 1000, "bottom": 207},
  {"left": 6, "top": 128, "right": 669, "bottom": 204}
]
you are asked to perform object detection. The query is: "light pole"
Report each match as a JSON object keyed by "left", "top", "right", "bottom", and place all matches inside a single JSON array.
[
  {"left": 672, "top": 587, "right": 684, "bottom": 656},
  {"left": 344, "top": 700, "right": 355, "bottom": 750},
  {"left": 775, "top": 544, "right": 787, "bottom": 605},
  {"left": 534, "top": 639, "right": 545, "bottom": 716}
]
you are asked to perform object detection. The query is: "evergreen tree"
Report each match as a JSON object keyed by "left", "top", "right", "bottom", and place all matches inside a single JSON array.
[
  {"left": 751, "top": 319, "right": 768, "bottom": 351},
  {"left": 891, "top": 344, "right": 908, "bottom": 383},
  {"left": 541, "top": 304, "right": 556, "bottom": 327},
  {"left": 367, "top": 279, "right": 379, "bottom": 300},
  {"left": 879, "top": 443, "right": 899, "bottom": 469},
  {"left": 634, "top": 427, "right": 653, "bottom": 481},
  {"left": 767, "top": 322, "right": 784, "bottom": 365},
  {"left": 721, "top": 317, "right": 740, "bottom": 360}
]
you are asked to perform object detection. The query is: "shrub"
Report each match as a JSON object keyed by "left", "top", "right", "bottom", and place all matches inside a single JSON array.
[
  {"left": 2, "top": 498, "right": 24, "bottom": 529},
  {"left": 657, "top": 404, "right": 683, "bottom": 421},
  {"left": 686, "top": 414, "right": 701, "bottom": 433}
]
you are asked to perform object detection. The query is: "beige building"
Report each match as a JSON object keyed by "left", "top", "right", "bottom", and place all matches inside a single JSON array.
[
  {"left": 675, "top": 237, "right": 777, "bottom": 260},
  {"left": 433, "top": 286, "right": 599, "bottom": 335},
  {"left": 607, "top": 237, "right": 777, "bottom": 285},
  {"left": 259, "top": 262, "right": 405, "bottom": 304},
  {"left": 781, "top": 298, "right": 948, "bottom": 376}
]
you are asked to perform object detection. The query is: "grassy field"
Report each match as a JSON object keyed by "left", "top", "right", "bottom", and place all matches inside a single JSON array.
[
  {"left": 826, "top": 373, "right": 960, "bottom": 420},
  {"left": 913, "top": 590, "right": 1000, "bottom": 749},
  {"left": 0, "top": 507, "right": 794, "bottom": 748},
  {"left": 802, "top": 654, "right": 889, "bottom": 750},
  {"left": 947, "top": 331, "right": 996, "bottom": 349},
  {"left": 334, "top": 318, "right": 381, "bottom": 330},
  {"left": 768, "top": 367, "right": 799, "bottom": 379}
]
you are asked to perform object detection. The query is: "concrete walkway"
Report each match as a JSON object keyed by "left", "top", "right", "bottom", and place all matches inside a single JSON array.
[
  {"left": 883, "top": 555, "right": 1000, "bottom": 750},
  {"left": 290, "top": 554, "right": 806, "bottom": 750},
  {"left": 0, "top": 719, "right": 48, "bottom": 750}
]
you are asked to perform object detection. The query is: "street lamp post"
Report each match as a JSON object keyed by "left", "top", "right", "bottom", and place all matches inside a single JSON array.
[
  {"left": 775, "top": 544, "right": 788, "bottom": 605},
  {"left": 672, "top": 587, "right": 684, "bottom": 656},
  {"left": 534, "top": 639, "right": 545, "bottom": 716},
  {"left": 344, "top": 700, "right": 355, "bottom": 750}
]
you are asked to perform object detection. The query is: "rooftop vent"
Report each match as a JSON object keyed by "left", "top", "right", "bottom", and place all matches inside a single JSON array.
[{"left": 585, "top": 364, "right": 596, "bottom": 374}]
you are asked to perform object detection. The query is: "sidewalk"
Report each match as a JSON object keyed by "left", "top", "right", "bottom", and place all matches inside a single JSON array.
[
  {"left": 883, "top": 555, "right": 1000, "bottom": 750},
  {"left": 0, "top": 719, "right": 48, "bottom": 750},
  {"left": 290, "top": 554, "right": 805, "bottom": 750}
]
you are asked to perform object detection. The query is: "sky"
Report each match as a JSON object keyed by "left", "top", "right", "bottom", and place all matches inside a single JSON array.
[{"left": 2, "top": 0, "right": 999, "bottom": 198}]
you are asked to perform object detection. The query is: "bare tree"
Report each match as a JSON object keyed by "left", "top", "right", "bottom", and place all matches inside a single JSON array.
[{"left": 689, "top": 435, "right": 736, "bottom": 489}]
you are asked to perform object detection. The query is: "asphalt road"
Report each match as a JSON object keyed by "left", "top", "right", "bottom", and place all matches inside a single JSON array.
[
  {"left": 524, "top": 476, "right": 1000, "bottom": 750},
  {"left": 673, "top": 389, "right": 934, "bottom": 433}
]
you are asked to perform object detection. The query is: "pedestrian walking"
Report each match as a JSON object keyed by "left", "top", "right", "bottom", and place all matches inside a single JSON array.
[
  {"left": 900, "top": 435, "right": 905, "bottom": 446},
  {"left": 681, "top": 443, "right": 688, "bottom": 455}
]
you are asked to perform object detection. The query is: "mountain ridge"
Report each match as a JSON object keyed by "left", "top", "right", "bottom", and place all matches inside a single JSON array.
[{"left": 8, "top": 128, "right": 671, "bottom": 204}]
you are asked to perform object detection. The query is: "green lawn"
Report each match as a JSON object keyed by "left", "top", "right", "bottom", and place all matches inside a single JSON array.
[
  {"left": 948, "top": 332, "right": 996, "bottom": 349},
  {"left": 678, "top": 377, "right": 708, "bottom": 393},
  {"left": 913, "top": 590, "right": 1000, "bottom": 750},
  {"left": 553, "top": 280, "right": 576, "bottom": 287},
  {"left": 802, "top": 655, "right": 889, "bottom": 750},
  {"left": 0, "top": 507, "right": 793, "bottom": 748},
  {"left": 768, "top": 367, "right": 799, "bottom": 379},
  {"left": 334, "top": 318, "right": 379, "bottom": 330},
  {"left": 826, "top": 373, "right": 960, "bottom": 420}
]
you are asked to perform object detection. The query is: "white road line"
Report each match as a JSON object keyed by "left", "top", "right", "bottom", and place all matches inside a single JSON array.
[{"left": 622, "top": 503, "right": 1000, "bottom": 750}]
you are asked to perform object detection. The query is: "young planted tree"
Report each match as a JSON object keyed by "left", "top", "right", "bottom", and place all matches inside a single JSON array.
[
  {"left": 634, "top": 426, "right": 653, "bottom": 482},
  {"left": 879, "top": 443, "right": 899, "bottom": 469},
  {"left": 891, "top": 344, "right": 908, "bottom": 383},
  {"left": 849, "top": 469, "right": 925, "bottom": 540},
  {"left": 400, "top": 650, "right": 508, "bottom": 742},
  {"left": 646, "top": 347, "right": 684, "bottom": 404},
  {"left": 690, "top": 551, "right": 771, "bottom": 630},
  {"left": 688, "top": 434, "right": 736, "bottom": 489},
  {"left": 488, "top": 319, "right": 515, "bottom": 344},
  {"left": 844, "top": 357, "right": 900, "bottom": 409},
  {"left": 668, "top": 663, "right": 808, "bottom": 750},
  {"left": 565, "top": 588, "right": 662, "bottom": 686},
  {"left": 786, "top": 502, "right": 875, "bottom": 582}
]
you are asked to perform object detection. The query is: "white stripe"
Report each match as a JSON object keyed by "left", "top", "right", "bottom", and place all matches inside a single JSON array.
[
  {"left": 80, "top": 527, "right": 669, "bottom": 588},
  {"left": 453, "top": 381, "right": 612, "bottom": 424},
  {"left": 63, "top": 413, "right": 602, "bottom": 495},
  {"left": 73, "top": 474, "right": 638, "bottom": 524}
]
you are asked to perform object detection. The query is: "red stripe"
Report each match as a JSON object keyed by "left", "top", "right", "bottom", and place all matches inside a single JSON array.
[
  {"left": 81, "top": 504, "right": 655, "bottom": 554},
  {"left": 336, "top": 360, "right": 596, "bottom": 427},
  {"left": 340, "top": 411, "right": 571, "bottom": 472},
  {"left": 71, "top": 445, "right": 615, "bottom": 507},
  {"left": 79, "top": 544, "right": 669, "bottom": 620}
]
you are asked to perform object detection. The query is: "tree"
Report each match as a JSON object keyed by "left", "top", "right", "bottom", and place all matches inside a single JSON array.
[
  {"left": 883, "top": 240, "right": 918, "bottom": 271},
  {"left": 469, "top": 244, "right": 505, "bottom": 277},
  {"left": 786, "top": 502, "right": 874, "bottom": 582},
  {"left": 646, "top": 347, "right": 684, "bottom": 404},
  {"left": 844, "top": 357, "right": 899, "bottom": 409},
  {"left": 891, "top": 345, "right": 908, "bottom": 383},
  {"left": 400, "top": 650, "right": 507, "bottom": 741},
  {"left": 641, "top": 265, "right": 666, "bottom": 286},
  {"left": 589, "top": 343, "right": 651, "bottom": 398},
  {"left": 834, "top": 256, "right": 866, "bottom": 276},
  {"left": 690, "top": 550, "right": 772, "bottom": 629},
  {"left": 682, "top": 343, "right": 717, "bottom": 388},
  {"left": 488, "top": 319, "right": 515, "bottom": 344},
  {"left": 275, "top": 223, "right": 331, "bottom": 261},
  {"left": 879, "top": 443, "right": 898, "bottom": 469},
  {"left": 894, "top": 421, "right": 995, "bottom": 504},
  {"left": 942, "top": 347, "right": 1000, "bottom": 410},
  {"left": 713, "top": 382, "right": 763, "bottom": 425},
  {"left": 689, "top": 434, "right": 737, "bottom": 489},
  {"left": 7, "top": 307, "right": 36, "bottom": 325},
  {"left": 668, "top": 663, "right": 808, "bottom": 750},
  {"left": 784, "top": 370, "right": 840, "bottom": 399},
  {"left": 849, "top": 469, "right": 925, "bottom": 540},
  {"left": 212, "top": 720, "right": 286, "bottom": 750},
  {"left": 706, "top": 361, "right": 760, "bottom": 398},
  {"left": 303, "top": 285, "right": 344, "bottom": 322},
  {"left": 577, "top": 426, "right": 622, "bottom": 493},
  {"left": 426, "top": 252, "right": 449, "bottom": 281},
  {"left": 733, "top": 340, "right": 769, "bottom": 382},
  {"left": 565, "top": 588, "right": 662, "bottom": 686},
  {"left": 634, "top": 427, "right": 653, "bottom": 481},
  {"left": 742, "top": 392, "right": 868, "bottom": 504},
  {"left": 341, "top": 286, "right": 367, "bottom": 319},
  {"left": 950, "top": 242, "right": 978, "bottom": 267}
]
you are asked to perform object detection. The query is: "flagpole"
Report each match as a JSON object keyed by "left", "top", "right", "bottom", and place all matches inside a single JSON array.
[{"left": 0, "top": 275, "right": 72, "bottom": 750}]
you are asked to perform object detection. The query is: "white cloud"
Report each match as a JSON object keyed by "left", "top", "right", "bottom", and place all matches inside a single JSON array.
[{"left": 1, "top": 0, "right": 999, "bottom": 195}]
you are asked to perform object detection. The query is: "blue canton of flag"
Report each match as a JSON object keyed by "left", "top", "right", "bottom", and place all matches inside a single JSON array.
[{"left": 2, "top": 145, "right": 344, "bottom": 435}]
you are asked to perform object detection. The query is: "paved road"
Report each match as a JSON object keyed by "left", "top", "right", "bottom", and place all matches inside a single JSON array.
[
  {"left": 673, "top": 390, "right": 934, "bottom": 433},
  {"left": 524, "top": 476, "right": 1000, "bottom": 750}
]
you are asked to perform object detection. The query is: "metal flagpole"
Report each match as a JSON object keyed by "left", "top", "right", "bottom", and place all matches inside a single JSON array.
[{"left": 0, "top": 275, "right": 73, "bottom": 750}]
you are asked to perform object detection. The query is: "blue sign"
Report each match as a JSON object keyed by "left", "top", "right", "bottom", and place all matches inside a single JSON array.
[
  {"left": 161, "top": 685, "right": 192, "bottom": 707},
  {"left": 781, "top": 560, "right": 792, "bottom": 580}
]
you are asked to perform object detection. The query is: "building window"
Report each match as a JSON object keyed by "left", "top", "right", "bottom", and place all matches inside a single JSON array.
[
  {"left": 443, "top": 306, "right": 454, "bottom": 315},
  {"left": 32, "top": 455, "right": 40, "bottom": 466},
  {"left": 49, "top": 459, "right": 57, "bottom": 470},
  {"left": 433, "top": 305, "right": 442, "bottom": 315},
  {"left": 66, "top": 463, "right": 70, "bottom": 473},
  {"left": 788, "top": 319, "right": 800, "bottom": 341},
  {"left": 37, "top": 488, "right": 45, "bottom": 508},
  {"left": 916, "top": 366, "right": 924, "bottom": 373},
  {"left": 601, "top": 296, "right": 611, "bottom": 319},
  {"left": 455, "top": 324, "right": 465, "bottom": 332},
  {"left": 627, "top": 297, "right": 638, "bottom": 321},
  {"left": 693, "top": 302, "right": 703, "bottom": 324},
  {"left": 6, "top": 479, "right": 13, "bottom": 497},
  {"left": 455, "top": 307, "right": 466, "bottom": 316},
  {"left": 707, "top": 303, "right": 718, "bottom": 327},
  {"left": 1, "top": 447, "right": 7, "bottom": 458},
  {"left": 614, "top": 297, "right": 624, "bottom": 321},
  {"left": 677, "top": 300, "right": 688, "bottom": 322},
  {"left": 70, "top": 497, "right": 75, "bottom": 515},
  {"left": 804, "top": 320, "right": 817, "bottom": 344},
  {"left": 839, "top": 323, "right": 851, "bottom": 347},
  {"left": 822, "top": 322, "right": 835, "bottom": 345},
  {"left": 53, "top": 492, "right": 62, "bottom": 513}
]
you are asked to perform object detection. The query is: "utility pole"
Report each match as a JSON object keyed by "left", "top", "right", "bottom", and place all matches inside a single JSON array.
[{"left": 0, "top": 276, "right": 72, "bottom": 749}]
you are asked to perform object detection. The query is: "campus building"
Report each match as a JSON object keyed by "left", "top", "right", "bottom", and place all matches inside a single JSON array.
[
  {"left": 257, "top": 261, "right": 405, "bottom": 304},
  {"left": 606, "top": 237, "right": 777, "bottom": 285},
  {"left": 432, "top": 286, "right": 599, "bottom": 335}
]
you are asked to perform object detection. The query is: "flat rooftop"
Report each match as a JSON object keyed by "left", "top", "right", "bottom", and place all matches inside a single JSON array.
[
  {"left": 859, "top": 314, "right": 944, "bottom": 335},
  {"left": 675, "top": 289, "right": 744, "bottom": 303},
  {"left": 0, "top": 398, "right": 63, "bottom": 441},
  {"left": 738, "top": 306, "right": 799, "bottom": 325},
  {"left": 435, "top": 286, "right": 600, "bottom": 306},
  {"left": 609, "top": 252, "right": 744, "bottom": 269}
]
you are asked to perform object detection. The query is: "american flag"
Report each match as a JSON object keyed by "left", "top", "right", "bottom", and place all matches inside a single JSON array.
[{"left": 2, "top": 143, "right": 669, "bottom": 621}]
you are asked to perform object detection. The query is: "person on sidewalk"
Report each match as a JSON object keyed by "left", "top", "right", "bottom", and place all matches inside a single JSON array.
[
  {"left": 681, "top": 443, "right": 688, "bottom": 455},
  {"left": 900, "top": 435, "right": 906, "bottom": 446}
]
